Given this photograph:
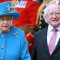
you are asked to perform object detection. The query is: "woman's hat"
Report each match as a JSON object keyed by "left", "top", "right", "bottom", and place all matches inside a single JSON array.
[{"left": 0, "top": 1, "right": 19, "bottom": 20}]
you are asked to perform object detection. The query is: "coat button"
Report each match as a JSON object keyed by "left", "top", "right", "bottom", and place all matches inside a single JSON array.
[
  {"left": 0, "top": 57, "right": 4, "bottom": 60},
  {"left": 0, "top": 46, "right": 4, "bottom": 49},
  {"left": 2, "top": 35, "right": 5, "bottom": 38}
]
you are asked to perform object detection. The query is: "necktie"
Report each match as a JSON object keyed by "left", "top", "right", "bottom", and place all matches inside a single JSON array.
[{"left": 48, "top": 29, "right": 58, "bottom": 55}]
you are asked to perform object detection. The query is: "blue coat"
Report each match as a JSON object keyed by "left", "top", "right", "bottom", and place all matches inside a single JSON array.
[{"left": 0, "top": 27, "right": 31, "bottom": 60}]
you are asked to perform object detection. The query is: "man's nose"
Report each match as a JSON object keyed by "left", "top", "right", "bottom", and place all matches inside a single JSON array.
[{"left": 53, "top": 13, "right": 56, "bottom": 18}]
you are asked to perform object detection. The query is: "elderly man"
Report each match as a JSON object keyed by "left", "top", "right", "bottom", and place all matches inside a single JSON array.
[
  {"left": 32, "top": 2, "right": 60, "bottom": 60},
  {"left": 0, "top": 1, "right": 31, "bottom": 60}
]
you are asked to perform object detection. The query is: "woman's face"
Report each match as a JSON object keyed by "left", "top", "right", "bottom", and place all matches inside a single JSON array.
[{"left": 0, "top": 16, "right": 12, "bottom": 33}]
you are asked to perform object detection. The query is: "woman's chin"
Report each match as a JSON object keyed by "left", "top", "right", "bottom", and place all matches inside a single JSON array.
[{"left": 2, "top": 29, "right": 9, "bottom": 33}]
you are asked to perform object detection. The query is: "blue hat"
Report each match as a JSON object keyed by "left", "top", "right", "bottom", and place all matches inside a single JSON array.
[{"left": 0, "top": 1, "right": 19, "bottom": 20}]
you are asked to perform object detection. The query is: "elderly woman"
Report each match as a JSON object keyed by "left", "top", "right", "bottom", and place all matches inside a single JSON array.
[{"left": 0, "top": 1, "right": 31, "bottom": 60}]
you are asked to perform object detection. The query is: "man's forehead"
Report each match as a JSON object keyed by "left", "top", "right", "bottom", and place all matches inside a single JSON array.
[{"left": 48, "top": 6, "right": 60, "bottom": 13}]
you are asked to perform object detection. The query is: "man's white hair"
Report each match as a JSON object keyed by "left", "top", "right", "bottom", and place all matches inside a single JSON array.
[
  {"left": 49, "top": 0, "right": 60, "bottom": 5},
  {"left": 43, "top": 3, "right": 60, "bottom": 24}
]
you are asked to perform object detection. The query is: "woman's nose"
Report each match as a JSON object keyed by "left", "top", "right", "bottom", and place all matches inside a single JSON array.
[{"left": 4, "top": 20, "right": 7, "bottom": 23}]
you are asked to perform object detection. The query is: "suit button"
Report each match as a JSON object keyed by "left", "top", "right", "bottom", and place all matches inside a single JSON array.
[
  {"left": 0, "top": 57, "right": 4, "bottom": 60},
  {"left": 0, "top": 46, "right": 4, "bottom": 49}
]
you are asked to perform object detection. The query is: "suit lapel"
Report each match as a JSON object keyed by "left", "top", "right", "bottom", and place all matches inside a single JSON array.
[
  {"left": 53, "top": 39, "right": 60, "bottom": 54},
  {"left": 41, "top": 27, "right": 50, "bottom": 55}
]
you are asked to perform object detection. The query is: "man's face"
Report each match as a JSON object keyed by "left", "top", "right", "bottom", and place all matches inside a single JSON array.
[
  {"left": 0, "top": 16, "right": 12, "bottom": 33},
  {"left": 46, "top": 6, "right": 60, "bottom": 28}
]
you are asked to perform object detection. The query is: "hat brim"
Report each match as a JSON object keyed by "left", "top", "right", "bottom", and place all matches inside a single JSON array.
[{"left": 0, "top": 12, "right": 19, "bottom": 20}]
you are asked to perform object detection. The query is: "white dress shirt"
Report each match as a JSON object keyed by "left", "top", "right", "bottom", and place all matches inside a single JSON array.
[{"left": 47, "top": 24, "right": 60, "bottom": 47}]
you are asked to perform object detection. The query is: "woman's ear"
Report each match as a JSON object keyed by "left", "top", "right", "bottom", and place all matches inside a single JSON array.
[{"left": 11, "top": 20, "right": 13, "bottom": 26}]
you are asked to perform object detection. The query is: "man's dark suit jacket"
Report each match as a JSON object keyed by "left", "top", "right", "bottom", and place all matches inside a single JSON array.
[{"left": 32, "top": 26, "right": 60, "bottom": 60}]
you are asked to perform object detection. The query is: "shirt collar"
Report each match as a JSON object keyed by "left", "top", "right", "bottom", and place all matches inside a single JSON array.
[{"left": 48, "top": 24, "right": 60, "bottom": 32}]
